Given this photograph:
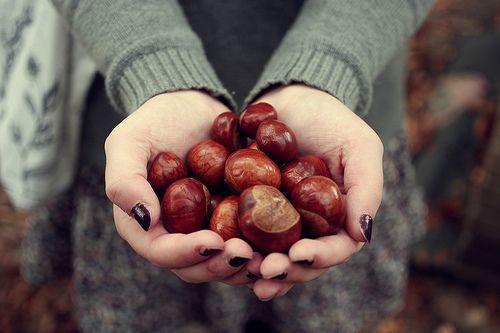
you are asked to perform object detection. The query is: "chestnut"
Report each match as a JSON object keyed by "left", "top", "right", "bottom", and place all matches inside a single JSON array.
[
  {"left": 186, "top": 140, "right": 229, "bottom": 189},
  {"left": 256, "top": 119, "right": 298, "bottom": 164},
  {"left": 239, "top": 185, "right": 301, "bottom": 253},
  {"left": 162, "top": 178, "right": 210, "bottom": 234},
  {"left": 290, "top": 176, "right": 345, "bottom": 238},
  {"left": 239, "top": 102, "right": 277, "bottom": 139},
  {"left": 224, "top": 149, "right": 281, "bottom": 193},
  {"left": 247, "top": 141, "right": 260, "bottom": 150},
  {"left": 147, "top": 152, "right": 187, "bottom": 196},
  {"left": 210, "top": 112, "right": 242, "bottom": 152},
  {"left": 281, "top": 155, "right": 331, "bottom": 195},
  {"left": 209, "top": 195, "right": 242, "bottom": 241},
  {"left": 210, "top": 194, "right": 223, "bottom": 214}
]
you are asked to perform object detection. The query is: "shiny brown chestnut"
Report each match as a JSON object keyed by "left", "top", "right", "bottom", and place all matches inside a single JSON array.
[
  {"left": 224, "top": 149, "right": 281, "bottom": 193},
  {"left": 281, "top": 155, "right": 331, "bottom": 195},
  {"left": 186, "top": 140, "right": 229, "bottom": 189},
  {"left": 239, "top": 102, "right": 277, "bottom": 139},
  {"left": 256, "top": 119, "right": 298, "bottom": 164},
  {"left": 209, "top": 195, "right": 242, "bottom": 241},
  {"left": 147, "top": 152, "right": 187, "bottom": 196},
  {"left": 239, "top": 185, "right": 301, "bottom": 253},
  {"left": 162, "top": 178, "right": 211, "bottom": 234},
  {"left": 290, "top": 176, "right": 345, "bottom": 238},
  {"left": 210, "top": 112, "right": 242, "bottom": 152}
]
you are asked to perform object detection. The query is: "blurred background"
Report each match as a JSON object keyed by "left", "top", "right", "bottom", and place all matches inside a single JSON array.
[{"left": 1, "top": 0, "right": 500, "bottom": 332}]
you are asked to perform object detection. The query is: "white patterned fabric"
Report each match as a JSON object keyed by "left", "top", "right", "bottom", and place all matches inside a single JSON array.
[{"left": 0, "top": 0, "right": 96, "bottom": 209}]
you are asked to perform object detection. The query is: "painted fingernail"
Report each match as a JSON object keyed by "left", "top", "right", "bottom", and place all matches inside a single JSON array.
[
  {"left": 229, "top": 256, "right": 250, "bottom": 267},
  {"left": 293, "top": 259, "right": 314, "bottom": 266},
  {"left": 131, "top": 203, "right": 151, "bottom": 231},
  {"left": 270, "top": 272, "right": 288, "bottom": 280},
  {"left": 360, "top": 214, "right": 373, "bottom": 243},
  {"left": 200, "top": 248, "right": 223, "bottom": 256},
  {"left": 246, "top": 271, "right": 262, "bottom": 281}
]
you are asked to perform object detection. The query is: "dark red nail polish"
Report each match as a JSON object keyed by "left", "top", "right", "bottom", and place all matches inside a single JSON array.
[
  {"left": 293, "top": 259, "right": 314, "bottom": 266},
  {"left": 360, "top": 214, "right": 373, "bottom": 243},
  {"left": 131, "top": 203, "right": 151, "bottom": 231},
  {"left": 229, "top": 257, "right": 250, "bottom": 267},
  {"left": 200, "top": 248, "right": 223, "bottom": 256},
  {"left": 246, "top": 271, "right": 262, "bottom": 281}
]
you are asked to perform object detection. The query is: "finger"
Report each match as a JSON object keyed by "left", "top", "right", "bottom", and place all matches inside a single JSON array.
[
  {"left": 172, "top": 238, "right": 253, "bottom": 283},
  {"left": 342, "top": 131, "right": 383, "bottom": 243},
  {"left": 260, "top": 252, "right": 328, "bottom": 284},
  {"left": 288, "top": 230, "right": 364, "bottom": 268},
  {"left": 252, "top": 279, "right": 295, "bottom": 301},
  {"left": 221, "top": 251, "right": 265, "bottom": 285},
  {"left": 105, "top": 126, "right": 159, "bottom": 231},
  {"left": 114, "top": 205, "right": 225, "bottom": 268}
]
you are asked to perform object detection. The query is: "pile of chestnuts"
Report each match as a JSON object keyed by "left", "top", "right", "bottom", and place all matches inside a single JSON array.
[{"left": 147, "top": 103, "right": 346, "bottom": 254}]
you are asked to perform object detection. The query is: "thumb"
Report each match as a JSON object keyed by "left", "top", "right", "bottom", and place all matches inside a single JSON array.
[
  {"left": 104, "top": 129, "right": 160, "bottom": 232},
  {"left": 342, "top": 135, "right": 384, "bottom": 243}
]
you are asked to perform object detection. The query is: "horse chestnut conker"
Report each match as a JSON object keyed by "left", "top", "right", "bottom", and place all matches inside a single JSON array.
[
  {"left": 239, "top": 185, "right": 301, "bottom": 253},
  {"left": 256, "top": 119, "right": 298, "bottom": 164},
  {"left": 239, "top": 102, "right": 277, "bottom": 139},
  {"left": 281, "top": 155, "right": 331, "bottom": 195},
  {"left": 210, "top": 112, "right": 242, "bottom": 152},
  {"left": 224, "top": 149, "right": 281, "bottom": 193},
  {"left": 209, "top": 195, "right": 242, "bottom": 241},
  {"left": 186, "top": 140, "right": 229, "bottom": 190},
  {"left": 290, "top": 176, "right": 345, "bottom": 238},
  {"left": 147, "top": 152, "right": 187, "bottom": 196},
  {"left": 162, "top": 178, "right": 211, "bottom": 234}
]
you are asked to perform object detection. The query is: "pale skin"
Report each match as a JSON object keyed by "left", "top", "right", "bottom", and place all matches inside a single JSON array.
[{"left": 104, "top": 84, "right": 383, "bottom": 300}]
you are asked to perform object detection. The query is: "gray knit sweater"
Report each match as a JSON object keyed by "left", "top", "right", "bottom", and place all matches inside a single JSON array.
[{"left": 52, "top": 0, "right": 433, "bottom": 116}]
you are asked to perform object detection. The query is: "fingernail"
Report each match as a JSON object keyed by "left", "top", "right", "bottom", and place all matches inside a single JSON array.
[
  {"left": 259, "top": 294, "right": 276, "bottom": 302},
  {"left": 246, "top": 271, "right": 262, "bottom": 281},
  {"left": 293, "top": 259, "right": 314, "bottom": 266},
  {"left": 270, "top": 272, "right": 288, "bottom": 280},
  {"left": 229, "top": 256, "right": 250, "bottom": 267},
  {"left": 200, "top": 248, "right": 223, "bottom": 256},
  {"left": 131, "top": 203, "right": 151, "bottom": 231},
  {"left": 360, "top": 214, "right": 373, "bottom": 243}
]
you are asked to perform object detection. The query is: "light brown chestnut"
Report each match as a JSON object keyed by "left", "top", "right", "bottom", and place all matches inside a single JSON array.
[
  {"left": 209, "top": 195, "right": 242, "bottom": 241},
  {"left": 224, "top": 149, "right": 281, "bottom": 193},
  {"left": 239, "top": 185, "right": 301, "bottom": 253},
  {"left": 187, "top": 140, "right": 229, "bottom": 190},
  {"left": 256, "top": 119, "right": 298, "bottom": 164},
  {"left": 281, "top": 155, "right": 331, "bottom": 195},
  {"left": 162, "top": 178, "right": 211, "bottom": 234},
  {"left": 290, "top": 176, "right": 345, "bottom": 237},
  {"left": 239, "top": 102, "right": 278, "bottom": 139},
  {"left": 147, "top": 152, "right": 187, "bottom": 196},
  {"left": 210, "top": 112, "right": 242, "bottom": 152}
]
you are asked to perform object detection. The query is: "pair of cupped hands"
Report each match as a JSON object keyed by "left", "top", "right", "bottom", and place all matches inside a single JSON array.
[{"left": 105, "top": 84, "right": 383, "bottom": 301}]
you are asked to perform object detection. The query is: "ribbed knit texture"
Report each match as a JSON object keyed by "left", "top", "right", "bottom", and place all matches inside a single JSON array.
[
  {"left": 51, "top": 0, "right": 235, "bottom": 113},
  {"left": 245, "top": 0, "right": 435, "bottom": 115}
]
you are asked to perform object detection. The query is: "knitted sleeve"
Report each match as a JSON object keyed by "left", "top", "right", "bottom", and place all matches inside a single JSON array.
[
  {"left": 51, "top": 0, "right": 234, "bottom": 113},
  {"left": 245, "top": 0, "right": 434, "bottom": 115}
]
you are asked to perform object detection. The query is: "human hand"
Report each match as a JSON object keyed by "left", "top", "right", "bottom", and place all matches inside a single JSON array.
[
  {"left": 248, "top": 84, "right": 384, "bottom": 301},
  {"left": 104, "top": 90, "right": 258, "bottom": 284}
]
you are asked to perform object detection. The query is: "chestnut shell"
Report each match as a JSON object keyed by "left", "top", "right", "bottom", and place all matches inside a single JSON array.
[
  {"left": 209, "top": 195, "right": 242, "bottom": 241},
  {"left": 256, "top": 119, "right": 298, "bottom": 164},
  {"left": 224, "top": 149, "right": 281, "bottom": 193},
  {"left": 281, "top": 155, "right": 331, "bottom": 195},
  {"left": 162, "top": 178, "right": 211, "bottom": 234},
  {"left": 239, "top": 185, "right": 301, "bottom": 253},
  {"left": 186, "top": 140, "right": 229, "bottom": 190},
  {"left": 147, "top": 152, "right": 187, "bottom": 196},
  {"left": 210, "top": 112, "right": 242, "bottom": 152},
  {"left": 290, "top": 176, "right": 345, "bottom": 237},
  {"left": 239, "top": 102, "right": 278, "bottom": 139}
]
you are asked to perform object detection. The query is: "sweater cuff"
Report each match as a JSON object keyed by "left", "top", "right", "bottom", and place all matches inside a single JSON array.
[
  {"left": 106, "top": 42, "right": 235, "bottom": 114},
  {"left": 245, "top": 47, "right": 372, "bottom": 116}
]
